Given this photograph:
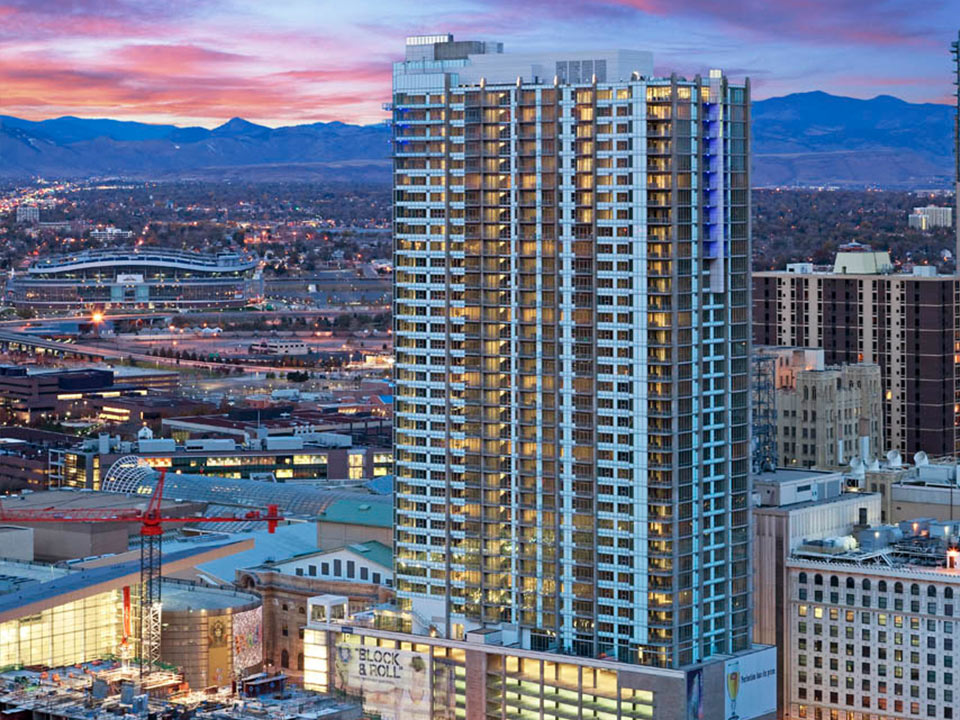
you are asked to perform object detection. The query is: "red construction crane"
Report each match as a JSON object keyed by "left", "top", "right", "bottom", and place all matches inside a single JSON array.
[{"left": 0, "top": 469, "right": 282, "bottom": 676}]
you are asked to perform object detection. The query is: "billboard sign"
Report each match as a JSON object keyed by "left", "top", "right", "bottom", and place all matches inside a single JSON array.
[
  {"left": 334, "top": 644, "right": 431, "bottom": 720},
  {"left": 724, "top": 647, "right": 776, "bottom": 720},
  {"left": 116, "top": 274, "right": 143, "bottom": 284}
]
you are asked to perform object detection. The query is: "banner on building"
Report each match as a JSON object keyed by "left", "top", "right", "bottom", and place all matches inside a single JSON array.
[
  {"left": 334, "top": 644, "right": 431, "bottom": 720},
  {"left": 208, "top": 618, "right": 231, "bottom": 687},
  {"left": 233, "top": 607, "right": 263, "bottom": 673},
  {"left": 724, "top": 646, "right": 776, "bottom": 720}
]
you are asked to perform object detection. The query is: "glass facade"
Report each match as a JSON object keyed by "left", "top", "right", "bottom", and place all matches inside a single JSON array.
[
  {"left": 100, "top": 461, "right": 391, "bottom": 517},
  {"left": 0, "top": 589, "right": 120, "bottom": 669},
  {"left": 393, "top": 40, "right": 751, "bottom": 669}
]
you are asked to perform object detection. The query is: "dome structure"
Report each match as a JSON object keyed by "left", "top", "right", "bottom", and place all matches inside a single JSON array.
[{"left": 102, "top": 455, "right": 156, "bottom": 494}]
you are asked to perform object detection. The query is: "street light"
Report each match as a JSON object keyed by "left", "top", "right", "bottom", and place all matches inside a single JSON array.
[{"left": 91, "top": 311, "right": 104, "bottom": 340}]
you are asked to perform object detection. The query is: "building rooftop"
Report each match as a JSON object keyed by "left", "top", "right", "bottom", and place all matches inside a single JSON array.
[
  {"left": 276, "top": 540, "right": 393, "bottom": 572},
  {"left": 0, "top": 542, "right": 247, "bottom": 623},
  {"left": 318, "top": 497, "right": 393, "bottom": 528},
  {"left": 100, "top": 461, "right": 393, "bottom": 519},
  {"left": 162, "top": 408, "right": 390, "bottom": 442},
  {"left": 0, "top": 488, "right": 200, "bottom": 515},
  {"left": 789, "top": 517, "right": 960, "bottom": 574},
  {"left": 159, "top": 578, "right": 260, "bottom": 612},
  {"left": 163, "top": 522, "right": 320, "bottom": 585},
  {"left": 755, "top": 467, "right": 839, "bottom": 484}
]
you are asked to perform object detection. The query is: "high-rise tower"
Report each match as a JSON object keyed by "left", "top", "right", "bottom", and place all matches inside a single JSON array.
[
  {"left": 391, "top": 35, "right": 752, "bottom": 670},
  {"left": 302, "top": 37, "right": 774, "bottom": 720}
]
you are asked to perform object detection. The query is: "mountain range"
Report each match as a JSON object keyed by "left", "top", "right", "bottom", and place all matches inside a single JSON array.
[{"left": 0, "top": 92, "right": 955, "bottom": 187}]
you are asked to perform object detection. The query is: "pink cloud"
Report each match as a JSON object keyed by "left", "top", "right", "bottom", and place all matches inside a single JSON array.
[
  {"left": 110, "top": 44, "right": 250, "bottom": 75},
  {"left": 0, "top": 48, "right": 389, "bottom": 125}
]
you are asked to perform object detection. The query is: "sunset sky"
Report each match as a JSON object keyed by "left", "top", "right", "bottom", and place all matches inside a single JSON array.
[{"left": 1, "top": 0, "right": 957, "bottom": 128}]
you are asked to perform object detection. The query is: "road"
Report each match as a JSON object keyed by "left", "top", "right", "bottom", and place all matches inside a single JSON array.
[
  {"left": 0, "top": 306, "right": 390, "bottom": 329},
  {"left": 0, "top": 330, "right": 368, "bottom": 375}
]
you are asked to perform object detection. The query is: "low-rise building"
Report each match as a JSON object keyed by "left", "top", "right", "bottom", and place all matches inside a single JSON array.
[
  {"left": 0, "top": 365, "right": 178, "bottom": 424},
  {"left": 0, "top": 542, "right": 249, "bottom": 669},
  {"left": 49, "top": 433, "right": 392, "bottom": 489},
  {"left": 237, "top": 541, "right": 394, "bottom": 680},
  {"left": 91, "top": 394, "right": 216, "bottom": 434},
  {"left": 162, "top": 406, "right": 390, "bottom": 446},
  {"left": 0, "top": 488, "right": 204, "bottom": 561},
  {"left": 249, "top": 339, "right": 310, "bottom": 356},
  {"left": 0, "top": 426, "right": 85, "bottom": 491},
  {"left": 97, "top": 461, "right": 394, "bottom": 550},
  {"left": 15, "top": 205, "right": 39, "bottom": 224},
  {"left": 160, "top": 579, "right": 263, "bottom": 688},
  {"left": 303, "top": 597, "right": 777, "bottom": 720}
]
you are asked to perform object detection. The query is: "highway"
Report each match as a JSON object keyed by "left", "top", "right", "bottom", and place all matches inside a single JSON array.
[
  {"left": 0, "top": 330, "right": 362, "bottom": 375},
  {"left": 0, "top": 306, "right": 390, "bottom": 329}
]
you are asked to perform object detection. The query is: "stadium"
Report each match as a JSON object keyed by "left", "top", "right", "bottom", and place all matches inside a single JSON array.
[{"left": 8, "top": 248, "right": 262, "bottom": 310}]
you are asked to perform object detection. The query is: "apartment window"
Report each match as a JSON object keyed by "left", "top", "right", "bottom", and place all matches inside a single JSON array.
[
  {"left": 347, "top": 561, "right": 355, "bottom": 579},
  {"left": 334, "top": 559, "right": 342, "bottom": 576},
  {"left": 322, "top": 562, "right": 330, "bottom": 575},
  {"left": 309, "top": 564, "right": 317, "bottom": 577}
]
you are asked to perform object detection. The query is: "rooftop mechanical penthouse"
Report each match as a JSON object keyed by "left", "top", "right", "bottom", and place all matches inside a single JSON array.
[{"left": 8, "top": 248, "right": 263, "bottom": 310}]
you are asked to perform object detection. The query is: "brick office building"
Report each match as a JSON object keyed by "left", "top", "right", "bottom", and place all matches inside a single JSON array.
[{"left": 754, "top": 246, "right": 960, "bottom": 457}]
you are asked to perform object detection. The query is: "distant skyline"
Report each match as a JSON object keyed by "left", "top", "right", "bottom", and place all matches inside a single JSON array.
[{"left": 0, "top": 0, "right": 957, "bottom": 128}]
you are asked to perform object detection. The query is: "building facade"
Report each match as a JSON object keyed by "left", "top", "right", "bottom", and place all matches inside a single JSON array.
[
  {"left": 15, "top": 205, "right": 39, "bottom": 224},
  {"left": 752, "top": 467, "right": 881, "bottom": 715},
  {"left": 787, "top": 521, "right": 960, "bottom": 720},
  {"left": 237, "top": 542, "right": 394, "bottom": 681},
  {"left": 50, "top": 435, "right": 392, "bottom": 490},
  {"left": 775, "top": 362, "right": 883, "bottom": 469},
  {"left": 392, "top": 33, "right": 752, "bottom": 671},
  {"left": 0, "top": 365, "right": 179, "bottom": 425},
  {"left": 908, "top": 205, "right": 953, "bottom": 230},
  {"left": 753, "top": 252, "right": 960, "bottom": 456},
  {"left": 8, "top": 248, "right": 262, "bottom": 310}
]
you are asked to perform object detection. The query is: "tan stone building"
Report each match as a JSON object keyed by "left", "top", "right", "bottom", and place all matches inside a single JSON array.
[
  {"left": 773, "top": 359, "right": 883, "bottom": 469},
  {"left": 236, "top": 541, "right": 394, "bottom": 682}
]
